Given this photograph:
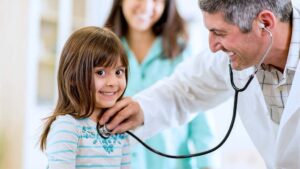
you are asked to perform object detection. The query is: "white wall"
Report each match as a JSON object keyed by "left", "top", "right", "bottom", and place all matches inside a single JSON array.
[{"left": 0, "top": 0, "right": 30, "bottom": 168}]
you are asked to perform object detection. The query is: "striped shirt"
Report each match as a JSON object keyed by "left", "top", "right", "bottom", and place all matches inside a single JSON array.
[
  {"left": 256, "top": 6, "right": 300, "bottom": 126},
  {"left": 46, "top": 115, "right": 131, "bottom": 169}
]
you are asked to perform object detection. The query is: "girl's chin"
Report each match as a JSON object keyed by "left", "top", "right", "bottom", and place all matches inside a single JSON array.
[{"left": 95, "top": 101, "right": 117, "bottom": 109}]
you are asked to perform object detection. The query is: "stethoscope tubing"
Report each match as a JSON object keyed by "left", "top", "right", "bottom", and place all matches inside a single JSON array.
[
  {"left": 97, "top": 67, "right": 254, "bottom": 158},
  {"left": 126, "top": 91, "right": 238, "bottom": 158},
  {"left": 123, "top": 64, "right": 254, "bottom": 159}
]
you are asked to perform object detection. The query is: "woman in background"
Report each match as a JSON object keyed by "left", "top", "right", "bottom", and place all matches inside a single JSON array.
[{"left": 105, "top": 0, "right": 215, "bottom": 168}]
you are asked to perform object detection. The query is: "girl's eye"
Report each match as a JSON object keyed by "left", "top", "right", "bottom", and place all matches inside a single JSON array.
[
  {"left": 116, "top": 69, "right": 125, "bottom": 76},
  {"left": 96, "top": 70, "right": 105, "bottom": 76}
]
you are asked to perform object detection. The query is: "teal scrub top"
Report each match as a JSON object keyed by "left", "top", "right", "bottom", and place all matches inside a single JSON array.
[{"left": 122, "top": 37, "right": 215, "bottom": 169}]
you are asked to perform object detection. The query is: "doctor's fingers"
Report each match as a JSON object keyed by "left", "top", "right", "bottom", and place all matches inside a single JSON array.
[
  {"left": 111, "top": 110, "right": 144, "bottom": 134},
  {"left": 106, "top": 100, "right": 144, "bottom": 134},
  {"left": 99, "top": 97, "right": 144, "bottom": 131},
  {"left": 99, "top": 97, "right": 132, "bottom": 125}
]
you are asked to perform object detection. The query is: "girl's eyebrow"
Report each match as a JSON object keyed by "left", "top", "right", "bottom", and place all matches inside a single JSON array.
[
  {"left": 115, "top": 64, "right": 126, "bottom": 68},
  {"left": 94, "top": 66, "right": 104, "bottom": 69},
  {"left": 94, "top": 65, "right": 126, "bottom": 69}
]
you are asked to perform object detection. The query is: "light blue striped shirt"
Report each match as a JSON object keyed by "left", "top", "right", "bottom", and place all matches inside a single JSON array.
[{"left": 46, "top": 114, "right": 130, "bottom": 169}]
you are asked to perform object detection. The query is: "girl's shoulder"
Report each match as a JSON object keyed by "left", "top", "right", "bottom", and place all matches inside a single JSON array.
[
  {"left": 54, "top": 114, "right": 77, "bottom": 124},
  {"left": 52, "top": 115, "right": 96, "bottom": 131},
  {"left": 50, "top": 114, "right": 80, "bottom": 132}
]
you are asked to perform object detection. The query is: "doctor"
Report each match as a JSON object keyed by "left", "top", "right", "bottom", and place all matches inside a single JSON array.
[{"left": 100, "top": 0, "right": 300, "bottom": 168}]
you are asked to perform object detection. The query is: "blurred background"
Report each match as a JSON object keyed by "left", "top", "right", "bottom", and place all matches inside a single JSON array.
[{"left": 0, "top": 0, "right": 267, "bottom": 169}]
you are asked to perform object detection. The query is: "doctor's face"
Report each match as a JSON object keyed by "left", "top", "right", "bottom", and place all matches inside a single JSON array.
[{"left": 203, "top": 12, "right": 265, "bottom": 70}]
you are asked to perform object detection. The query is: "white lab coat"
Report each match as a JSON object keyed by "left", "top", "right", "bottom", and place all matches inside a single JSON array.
[{"left": 133, "top": 7, "right": 300, "bottom": 169}]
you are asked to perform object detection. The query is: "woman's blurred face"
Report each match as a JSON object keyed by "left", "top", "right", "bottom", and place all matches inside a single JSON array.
[{"left": 122, "top": 0, "right": 166, "bottom": 32}]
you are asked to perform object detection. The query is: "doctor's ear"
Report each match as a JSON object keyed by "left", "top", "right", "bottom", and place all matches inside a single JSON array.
[{"left": 256, "top": 10, "right": 276, "bottom": 30}]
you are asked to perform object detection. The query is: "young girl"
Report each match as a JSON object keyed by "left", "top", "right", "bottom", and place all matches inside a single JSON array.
[{"left": 39, "top": 26, "right": 130, "bottom": 169}]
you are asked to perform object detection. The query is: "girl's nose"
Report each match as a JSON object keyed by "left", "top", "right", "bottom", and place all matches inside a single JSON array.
[{"left": 105, "top": 74, "right": 118, "bottom": 86}]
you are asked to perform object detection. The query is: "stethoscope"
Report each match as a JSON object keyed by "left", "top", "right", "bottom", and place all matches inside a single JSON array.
[{"left": 96, "top": 23, "right": 273, "bottom": 158}]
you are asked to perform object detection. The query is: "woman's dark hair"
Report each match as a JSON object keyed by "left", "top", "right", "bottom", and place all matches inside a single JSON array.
[
  {"left": 40, "top": 26, "right": 128, "bottom": 151},
  {"left": 105, "top": 0, "right": 188, "bottom": 58}
]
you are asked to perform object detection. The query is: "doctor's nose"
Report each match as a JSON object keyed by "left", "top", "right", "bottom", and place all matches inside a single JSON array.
[{"left": 209, "top": 33, "right": 223, "bottom": 52}]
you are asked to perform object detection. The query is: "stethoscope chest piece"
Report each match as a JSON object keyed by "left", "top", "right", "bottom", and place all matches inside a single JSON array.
[{"left": 96, "top": 123, "right": 112, "bottom": 139}]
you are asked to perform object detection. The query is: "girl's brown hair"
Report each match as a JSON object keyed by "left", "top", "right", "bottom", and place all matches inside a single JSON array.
[
  {"left": 105, "top": 0, "right": 188, "bottom": 58},
  {"left": 40, "top": 26, "right": 128, "bottom": 151}
]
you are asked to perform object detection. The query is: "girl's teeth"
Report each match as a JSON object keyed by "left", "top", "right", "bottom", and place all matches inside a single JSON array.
[{"left": 101, "top": 92, "right": 114, "bottom": 96}]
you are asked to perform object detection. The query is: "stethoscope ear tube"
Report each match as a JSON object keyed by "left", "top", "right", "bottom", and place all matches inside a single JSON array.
[{"left": 229, "top": 64, "right": 255, "bottom": 92}]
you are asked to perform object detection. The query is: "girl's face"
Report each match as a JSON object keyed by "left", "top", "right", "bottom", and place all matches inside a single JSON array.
[
  {"left": 93, "top": 58, "right": 126, "bottom": 109},
  {"left": 121, "top": 0, "right": 166, "bottom": 33}
]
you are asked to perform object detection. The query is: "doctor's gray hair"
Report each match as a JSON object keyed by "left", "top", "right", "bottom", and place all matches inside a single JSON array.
[{"left": 198, "top": 0, "right": 292, "bottom": 32}]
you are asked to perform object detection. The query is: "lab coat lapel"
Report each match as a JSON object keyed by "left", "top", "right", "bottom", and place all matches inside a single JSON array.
[
  {"left": 279, "top": 60, "right": 300, "bottom": 127},
  {"left": 237, "top": 72, "right": 277, "bottom": 168},
  {"left": 274, "top": 60, "right": 300, "bottom": 168}
]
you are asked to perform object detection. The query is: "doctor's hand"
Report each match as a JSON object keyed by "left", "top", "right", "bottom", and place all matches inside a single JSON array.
[{"left": 99, "top": 97, "right": 144, "bottom": 134}]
